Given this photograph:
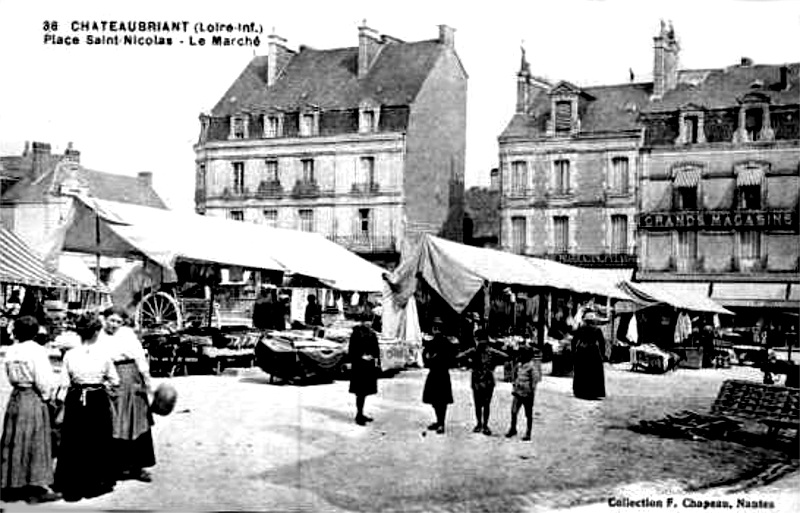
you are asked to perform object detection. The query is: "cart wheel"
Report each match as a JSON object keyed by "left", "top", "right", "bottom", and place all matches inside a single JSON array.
[{"left": 137, "top": 292, "right": 183, "bottom": 330}]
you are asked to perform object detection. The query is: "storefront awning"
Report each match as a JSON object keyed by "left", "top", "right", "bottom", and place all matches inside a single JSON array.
[
  {"left": 711, "top": 282, "right": 796, "bottom": 309},
  {"left": 736, "top": 167, "right": 764, "bottom": 187},
  {"left": 619, "top": 280, "right": 732, "bottom": 315},
  {"left": 673, "top": 169, "right": 701, "bottom": 188},
  {"left": 0, "top": 226, "right": 100, "bottom": 290}
]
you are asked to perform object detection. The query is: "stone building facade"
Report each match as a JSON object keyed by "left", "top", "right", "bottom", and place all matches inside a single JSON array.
[
  {"left": 638, "top": 43, "right": 799, "bottom": 336},
  {"left": 497, "top": 50, "right": 644, "bottom": 281},
  {"left": 194, "top": 24, "right": 467, "bottom": 267}
]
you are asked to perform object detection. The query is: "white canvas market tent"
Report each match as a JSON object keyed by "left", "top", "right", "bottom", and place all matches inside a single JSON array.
[
  {"left": 618, "top": 280, "right": 734, "bottom": 315},
  {"left": 53, "top": 195, "right": 387, "bottom": 292},
  {"left": 385, "top": 234, "right": 631, "bottom": 314}
]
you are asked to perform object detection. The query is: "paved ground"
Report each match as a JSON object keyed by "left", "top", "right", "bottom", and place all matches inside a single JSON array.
[{"left": 0, "top": 362, "right": 797, "bottom": 512}]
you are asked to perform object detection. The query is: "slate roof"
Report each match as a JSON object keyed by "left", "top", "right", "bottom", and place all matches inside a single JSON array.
[
  {"left": 645, "top": 63, "right": 800, "bottom": 113},
  {"left": 500, "top": 82, "right": 653, "bottom": 139},
  {"left": 212, "top": 40, "right": 447, "bottom": 116},
  {"left": 2, "top": 163, "right": 167, "bottom": 209}
]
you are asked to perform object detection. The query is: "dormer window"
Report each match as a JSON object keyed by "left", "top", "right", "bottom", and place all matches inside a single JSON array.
[
  {"left": 264, "top": 115, "right": 282, "bottom": 138},
  {"left": 676, "top": 107, "right": 706, "bottom": 145},
  {"left": 230, "top": 116, "right": 248, "bottom": 139},
  {"left": 734, "top": 92, "right": 774, "bottom": 143},
  {"left": 555, "top": 101, "right": 572, "bottom": 135},
  {"left": 359, "top": 103, "right": 380, "bottom": 133},
  {"left": 299, "top": 112, "right": 319, "bottom": 137}
]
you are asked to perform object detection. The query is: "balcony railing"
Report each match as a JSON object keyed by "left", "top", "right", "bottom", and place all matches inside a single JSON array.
[
  {"left": 328, "top": 234, "right": 397, "bottom": 253},
  {"left": 351, "top": 181, "right": 380, "bottom": 195},
  {"left": 291, "top": 180, "right": 320, "bottom": 198},
  {"left": 256, "top": 180, "right": 283, "bottom": 198}
]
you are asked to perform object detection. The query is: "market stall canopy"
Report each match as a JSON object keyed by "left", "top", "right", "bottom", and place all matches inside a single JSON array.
[
  {"left": 56, "top": 195, "right": 386, "bottom": 291},
  {"left": 618, "top": 280, "right": 734, "bottom": 315},
  {"left": 386, "top": 234, "right": 631, "bottom": 313},
  {"left": 0, "top": 225, "right": 99, "bottom": 290}
]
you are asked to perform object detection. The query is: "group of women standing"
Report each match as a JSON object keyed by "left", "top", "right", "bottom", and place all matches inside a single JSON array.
[{"left": 1, "top": 307, "right": 156, "bottom": 503}]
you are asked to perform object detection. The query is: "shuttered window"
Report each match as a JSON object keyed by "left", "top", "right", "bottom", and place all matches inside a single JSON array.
[
  {"left": 301, "top": 159, "right": 315, "bottom": 183},
  {"left": 611, "top": 215, "right": 628, "bottom": 253},
  {"left": 554, "top": 216, "right": 569, "bottom": 253},
  {"left": 232, "top": 162, "right": 245, "bottom": 194},
  {"left": 611, "top": 157, "right": 629, "bottom": 194},
  {"left": 554, "top": 160, "right": 570, "bottom": 194},
  {"left": 511, "top": 217, "right": 526, "bottom": 254},
  {"left": 511, "top": 161, "right": 527, "bottom": 195},
  {"left": 263, "top": 209, "right": 278, "bottom": 227},
  {"left": 265, "top": 160, "right": 278, "bottom": 182},
  {"left": 677, "top": 231, "right": 697, "bottom": 259},
  {"left": 741, "top": 231, "right": 760, "bottom": 259},
  {"left": 299, "top": 209, "right": 314, "bottom": 232},
  {"left": 555, "top": 101, "right": 572, "bottom": 133}
]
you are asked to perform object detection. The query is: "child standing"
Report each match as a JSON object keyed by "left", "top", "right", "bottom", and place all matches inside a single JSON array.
[
  {"left": 505, "top": 345, "right": 542, "bottom": 441},
  {"left": 456, "top": 330, "right": 508, "bottom": 435}
]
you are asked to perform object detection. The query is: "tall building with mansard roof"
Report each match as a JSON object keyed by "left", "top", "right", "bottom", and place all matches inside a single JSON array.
[
  {"left": 194, "top": 23, "right": 467, "bottom": 268},
  {"left": 500, "top": 20, "right": 799, "bottom": 341}
]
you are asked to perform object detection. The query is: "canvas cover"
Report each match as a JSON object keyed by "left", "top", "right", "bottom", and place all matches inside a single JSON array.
[
  {"left": 618, "top": 280, "right": 733, "bottom": 315},
  {"left": 54, "top": 196, "right": 386, "bottom": 292},
  {"left": 0, "top": 225, "right": 97, "bottom": 290},
  {"left": 386, "top": 234, "right": 631, "bottom": 314}
]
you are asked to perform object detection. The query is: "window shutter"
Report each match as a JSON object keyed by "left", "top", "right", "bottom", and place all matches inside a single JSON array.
[{"left": 555, "top": 101, "right": 572, "bottom": 132}]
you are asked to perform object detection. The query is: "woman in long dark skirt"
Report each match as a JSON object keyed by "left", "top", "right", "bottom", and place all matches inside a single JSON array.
[
  {"left": 0, "top": 316, "right": 61, "bottom": 503},
  {"left": 348, "top": 323, "right": 381, "bottom": 425},
  {"left": 54, "top": 313, "right": 120, "bottom": 501},
  {"left": 100, "top": 307, "right": 156, "bottom": 482},
  {"left": 422, "top": 318, "right": 459, "bottom": 434},
  {"left": 572, "top": 311, "right": 607, "bottom": 400}
]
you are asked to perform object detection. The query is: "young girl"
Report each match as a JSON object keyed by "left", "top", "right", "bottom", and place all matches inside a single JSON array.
[
  {"left": 505, "top": 345, "right": 542, "bottom": 441},
  {"left": 457, "top": 330, "right": 507, "bottom": 435}
]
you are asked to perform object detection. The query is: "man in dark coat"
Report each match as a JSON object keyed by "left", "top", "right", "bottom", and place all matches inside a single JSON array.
[
  {"left": 348, "top": 324, "right": 381, "bottom": 425},
  {"left": 422, "top": 317, "right": 459, "bottom": 434},
  {"left": 572, "top": 311, "right": 607, "bottom": 400},
  {"left": 252, "top": 287, "right": 279, "bottom": 330}
]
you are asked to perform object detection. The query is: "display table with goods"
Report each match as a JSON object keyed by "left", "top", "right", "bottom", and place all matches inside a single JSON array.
[
  {"left": 547, "top": 336, "right": 574, "bottom": 377},
  {"left": 629, "top": 344, "right": 679, "bottom": 374},
  {"left": 143, "top": 326, "right": 261, "bottom": 377},
  {"left": 255, "top": 330, "right": 348, "bottom": 384}
]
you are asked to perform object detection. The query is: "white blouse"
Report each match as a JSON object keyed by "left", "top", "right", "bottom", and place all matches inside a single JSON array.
[
  {"left": 61, "top": 342, "right": 120, "bottom": 388},
  {"left": 4, "top": 340, "right": 55, "bottom": 400},
  {"left": 98, "top": 327, "right": 150, "bottom": 375}
]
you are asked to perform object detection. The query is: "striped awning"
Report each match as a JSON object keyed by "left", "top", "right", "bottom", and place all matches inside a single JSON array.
[
  {"left": 673, "top": 168, "right": 701, "bottom": 188},
  {"left": 736, "top": 167, "right": 764, "bottom": 186},
  {"left": 0, "top": 226, "right": 95, "bottom": 289}
]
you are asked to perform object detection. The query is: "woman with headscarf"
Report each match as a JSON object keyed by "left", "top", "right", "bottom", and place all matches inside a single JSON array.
[
  {"left": 99, "top": 306, "right": 156, "bottom": 483},
  {"left": 421, "top": 317, "right": 459, "bottom": 434},
  {"left": 571, "top": 310, "right": 607, "bottom": 400},
  {"left": 348, "top": 323, "right": 381, "bottom": 425},
  {"left": 0, "top": 316, "right": 61, "bottom": 503},
  {"left": 54, "top": 312, "right": 119, "bottom": 501}
]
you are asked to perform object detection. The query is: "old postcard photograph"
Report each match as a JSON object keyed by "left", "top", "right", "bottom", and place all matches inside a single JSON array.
[{"left": 0, "top": 0, "right": 798, "bottom": 511}]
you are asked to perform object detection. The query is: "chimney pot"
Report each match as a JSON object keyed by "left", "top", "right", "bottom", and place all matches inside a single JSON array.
[
  {"left": 740, "top": 57, "right": 753, "bottom": 67},
  {"left": 64, "top": 142, "right": 80, "bottom": 163},
  {"left": 358, "top": 22, "right": 381, "bottom": 79},
  {"left": 138, "top": 171, "right": 153, "bottom": 187},
  {"left": 438, "top": 24, "right": 455, "bottom": 47},
  {"left": 267, "top": 32, "right": 292, "bottom": 87}
]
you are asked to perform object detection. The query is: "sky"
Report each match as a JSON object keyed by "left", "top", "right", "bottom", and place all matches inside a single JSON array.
[{"left": 0, "top": 0, "right": 798, "bottom": 212}]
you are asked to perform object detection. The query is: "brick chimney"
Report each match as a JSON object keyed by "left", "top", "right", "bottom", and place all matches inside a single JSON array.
[
  {"left": 438, "top": 24, "right": 455, "bottom": 48},
  {"left": 516, "top": 47, "right": 532, "bottom": 113},
  {"left": 31, "top": 141, "right": 51, "bottom": 179},
  {"left": 358, "top": 22, "right": 381, "bottom": 79},
  {"left": 138, "top": 171, "right": 153, "bottom": 188},
  {"left": 652, "top": 20, "right": 680, "bottom": 100},
  {"left": 267, "top": 31, "right": 293, "bottom": 87},
  {"left": 489, "top": 168, "right": 500, "bottom": 191},
  {"left": 63, "top": 142, "right": 80, "bottom": 164}
]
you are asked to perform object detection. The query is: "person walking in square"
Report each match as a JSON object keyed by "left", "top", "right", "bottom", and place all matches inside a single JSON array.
[
  {"left": 505, "top": 345, "right": 542, "bottom": 441},
  {"left": 0, "top": 316, "right": 61, "bottom": 504},
  {"left": 422, "top": 317, "right": 459, "bottom": 434},
  {"left": 456, "top": 329, "right": 507, "bottom": 435},
  {"left": 348, "top": 323, "right": 381, "bottom": 425},
  {"left": 99, "top": 306, "right": 156, "bottom": 483},
  {"left": 571, "top": 311, "right": 607, "bottom": 400}
]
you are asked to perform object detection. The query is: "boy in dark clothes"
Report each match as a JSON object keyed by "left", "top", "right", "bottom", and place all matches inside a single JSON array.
[
  {"left": 506, "top": 345, "right": 542, "bottom": 441},
  {"left": 457, "top": 330, "right": 508, "bottom": 435}
]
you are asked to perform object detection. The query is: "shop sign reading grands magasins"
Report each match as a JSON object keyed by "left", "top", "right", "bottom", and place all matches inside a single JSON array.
[{"left": 637, "top": 210, "right": 798, "bottom": 231}]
